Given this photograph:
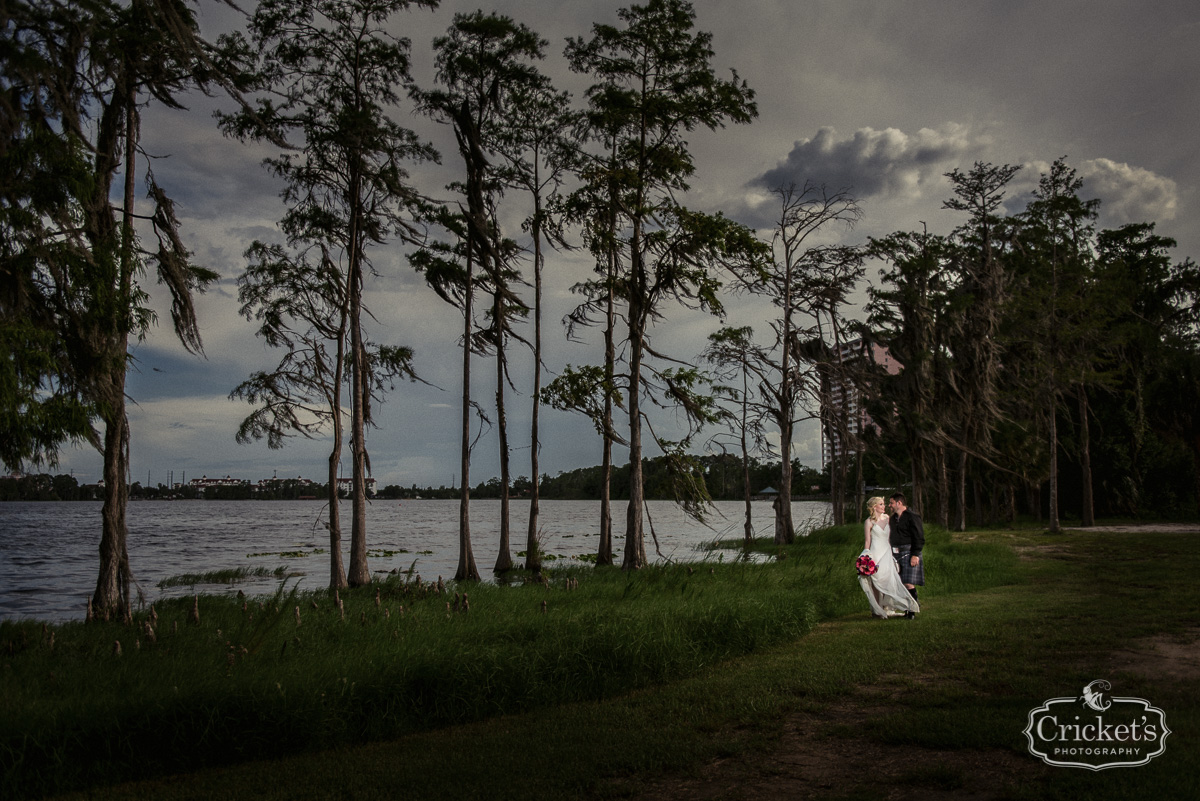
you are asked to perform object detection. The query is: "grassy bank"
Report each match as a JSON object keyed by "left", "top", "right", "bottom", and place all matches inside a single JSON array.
[
  {"left": 1, "top": 524, "right": 1018, "bottom": 799},
  {"left": 43, "top": 524, "right": 1192, "bottom": 801}
]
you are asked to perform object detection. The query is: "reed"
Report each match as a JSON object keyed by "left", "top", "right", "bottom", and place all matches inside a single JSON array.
[
  {"left": 0, "top": 525, "right": 1021, "bottom": 799},
  {"left": 156, "top": 565, "right": 290, "bottom": 588}
]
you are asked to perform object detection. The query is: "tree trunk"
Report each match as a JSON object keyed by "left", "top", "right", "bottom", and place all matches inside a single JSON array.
[
  {"left": 94, "top": 395, "right": 131, "bottom": 620},
  {"left": 346, "top": 158, "right": 370, "bottom": 586},
  {"left": 94, "top": 93, "right": 137, "bottom": 620},
  {"left": 623, "top": 245, "right": 647, "bottom": 570},
  {"left": 597, "top": 157, "right": 618, "bottom": 567},
  {"left": 1193, "top": 445, "right": 1200, "bottom": 519},
  {"left": 776, "top": 262, "right": 795, "bottom": 544},
  {"left": 494, "top": 291, "right": 514, "bottom": 573},
  {"left": 326, "top": 434, "right": 347, "bottom": 589},
  {"left": 973, "top": 476, "right": 984, "bottom": 528},
  {"left": 1078, "top": 386, "right": 1095, "bottom": 527},
  {"left": 937, "top": 445, "right": 950, "bottom": 528},
  {"left": 854, "top": 444, "right": 864, "bottom": 529},
  {"left": 456, "top": 249, "right": 480, "bottom": 582},
  {"left": 327, "top": 294, "right": 349, "bottom": 589},
  {"left": 910, "top": 439, "right": 924, "bottom": 518},
  {"left": 347, "top": 287, "right": 370, "bottom": 585},
  {"left": 1047, "top": 395, "right": 1061, "bottom": 534},
  {"left": 323, "top": 266, "right": 350, "bottom": 589},
  {"left": 831, "top": 452, "right": 847, "bottom": 526},
  {"left": 777, "top": 416, "right": 795, "bottom": 544},
  {"left": 526, "top": 206, "right": 544, "bottom": 572},
  {"left": 740, "top": 369, "right": 753, "bottom": 548},
  {"left": 955, "top": 450, "right": 968, "bottom": 532},
  {"left": 599, "top": 404, "right": 614, "bottom": 567}
]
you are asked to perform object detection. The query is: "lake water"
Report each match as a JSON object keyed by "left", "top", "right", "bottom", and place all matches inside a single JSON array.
[{"left": 0, "top": 499, "right": 830, "bottom": 623}]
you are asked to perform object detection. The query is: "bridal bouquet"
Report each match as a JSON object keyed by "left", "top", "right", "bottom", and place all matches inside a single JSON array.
[{"left": 855, "top": 554, "right": 877, "bottom": 576}]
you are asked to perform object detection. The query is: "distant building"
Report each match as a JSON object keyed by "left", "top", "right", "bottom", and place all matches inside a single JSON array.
[
  {"left": 821, "top": 339, "right": 900, "bottom": 468},
  {"left": 254, "top": 476, "right": 315, "bottom": 492},
  {"left": 181, "top": 473, "right": 375, "bottom": 496},
  {"left": 188, "top": 475, "right": 250, "bottom": 490},
  {"left": 337, "top": 477, "right": 377, "bottom": 496}
]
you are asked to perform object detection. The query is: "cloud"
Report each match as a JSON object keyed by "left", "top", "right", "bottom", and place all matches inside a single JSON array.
[
  {"left": 1008, "top": 158, "right": 1180, "bottom": 230},
  {"left": 753, "top": 124, "right": 984, "bottom": 200},
  {"left": 1079, "top": 158, "right": 1179, "bottom": 227}
]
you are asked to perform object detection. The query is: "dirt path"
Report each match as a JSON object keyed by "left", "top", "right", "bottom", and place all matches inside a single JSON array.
[
  {"left": 628, "top": 626, "right": 1198, "bottom": 801},
  {"left": 1062, "top": 524, "right": 1200, "bottom": 534},
  {"left": 624, "top": 534, "right": 1198, "bottom": 801},
  {"left": 628, "top": 694, "right": 1041, "bottom": 801}
]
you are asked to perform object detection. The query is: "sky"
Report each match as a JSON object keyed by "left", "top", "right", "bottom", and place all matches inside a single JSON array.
[{"left": 41, "top": 0, "right": 1200, "bottom": 490}]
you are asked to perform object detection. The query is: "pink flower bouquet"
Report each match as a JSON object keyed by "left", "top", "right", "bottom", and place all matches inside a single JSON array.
[{"left": 856, "top": 554, "right": 877, "bottom": 576}]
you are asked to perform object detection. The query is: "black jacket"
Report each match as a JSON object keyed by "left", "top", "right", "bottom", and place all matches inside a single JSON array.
[{"left": 889, "top": 508, "right": 925, "bottom": 557}]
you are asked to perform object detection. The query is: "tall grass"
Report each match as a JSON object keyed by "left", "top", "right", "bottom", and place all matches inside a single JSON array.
[
  {"left": 0, "top": 524, "right": 1020, "bottom": 799},
  {"left": 156, "top": 565, "right": 290, "bottom": 588}
]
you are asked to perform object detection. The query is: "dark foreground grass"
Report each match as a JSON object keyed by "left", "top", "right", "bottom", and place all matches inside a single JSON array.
[
  {"left": 20, "top": 525, "right": 1194, "bottom": 801},
  {"left": 54, "top": 525, "right": 1193, "bottom": 801},
  {"left": 11, "top": 523, "right": 1176, "bottom": 800}
]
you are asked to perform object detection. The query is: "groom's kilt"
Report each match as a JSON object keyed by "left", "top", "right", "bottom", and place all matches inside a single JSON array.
[{"left": 898, "top": 548, "right": 925, "bottom": 586}]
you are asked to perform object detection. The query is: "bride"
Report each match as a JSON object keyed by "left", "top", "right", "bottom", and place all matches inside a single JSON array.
[{"left": 859, "top": 496, "right": 919, "bottom": 619}]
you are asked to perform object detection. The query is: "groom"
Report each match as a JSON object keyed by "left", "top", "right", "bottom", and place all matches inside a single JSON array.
[{"left": 888, "top": 493, "right": 925, "bottom": 619}]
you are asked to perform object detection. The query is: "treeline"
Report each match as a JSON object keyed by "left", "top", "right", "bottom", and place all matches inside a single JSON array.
[
  {"left": 842, "top": 160, "right": 1200, "bottom": 530},
  {"left": 400, "top": 456, "right": 829, "bottom": 502},
  {"left": 4, "top": 457, "right": 828, "bottom": 504},
  {"left": 0, "top": 476, "right": 339, "bottom": 502},
  {"left": 7, "top": 458, "right": 835, "bottom": 506},
  {"left": 0, "top": 474, "right": 97, "bottom": 502}
]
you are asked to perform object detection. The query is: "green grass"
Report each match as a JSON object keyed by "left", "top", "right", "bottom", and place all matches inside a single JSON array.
[
  {"left": 156, "top": 566, "right": 291, "bottom": 589},
  {"left": 7, "top": 523, "right": 1192, "bottom": 800}
]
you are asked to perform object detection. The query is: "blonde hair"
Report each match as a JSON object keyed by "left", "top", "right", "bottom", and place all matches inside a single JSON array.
[{"left": 865, "top": 496, "right": 885, "bottom": 521}]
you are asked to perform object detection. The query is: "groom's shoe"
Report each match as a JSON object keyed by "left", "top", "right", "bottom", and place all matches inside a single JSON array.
[{"left": 903, "top": 611, "right": 916, "bottom": 619}]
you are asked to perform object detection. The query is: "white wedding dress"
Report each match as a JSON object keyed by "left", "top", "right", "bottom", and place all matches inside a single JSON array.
[{"left": 860, "top": 520, "right": 920, "bottom": 618}]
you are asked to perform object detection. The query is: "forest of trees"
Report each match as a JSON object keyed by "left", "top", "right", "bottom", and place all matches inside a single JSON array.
[
  {"left": 4, "top": 0, "right": 1198, "bottom": 618},
  {"left": 857, "top": 160, "right": 1200, "bottom": 534}
]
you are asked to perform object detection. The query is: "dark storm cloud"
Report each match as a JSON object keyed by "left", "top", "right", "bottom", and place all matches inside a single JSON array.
[
  {"left": 753, "top": 125, "right": 983, "bottom": 199},
  {"left": 43, "top": 0, "right": 1200, "bottom": 487}
]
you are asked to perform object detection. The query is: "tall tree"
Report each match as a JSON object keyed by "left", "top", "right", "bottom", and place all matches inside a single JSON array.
[
  {"left": 230, "top": 241, "right": 351, "bottom": 589},
  {"left": 756, "top": 183, "right": 862, "bottom": 538},
  {"left": 564, "top": 0, "right": 760, "bottom": 569},
  {"left": 230, "top": 243, "right": 419, "bottom": 588},
  {"left": 703, "top": 326, "right": 767, "bottom": 549},
  {"left": 3, "top": 0, "right": 224, "bottom": 618},
  {"left": 555, "top": 129, "right": 624, "bottom": 566},
  {"left": 1011, "top": 157, "right": 1100, "bottom": 532},
  {"left": 942, "top": 162, "right": 1020, "bottom": 530},
  {"left": 1093, "top": 223, "right": 1200, "bottom": 513},
  {"left": 2, "top": 3, "right": 98, "bottom": 471},
  {"left": 867, "top": 226, "right": 952, "bottom": 519},
  {"left": 413, "top": 11, "right": 543, "bottom": 580},
  {"left": 407, "top": 213, "right": 485, "bottom": 576},
  {"left": 494, "top": 79, "right": 580, "bottom": 575},
  {"left": 218, "top": 0, "right": 438, "bottom": 586}
]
